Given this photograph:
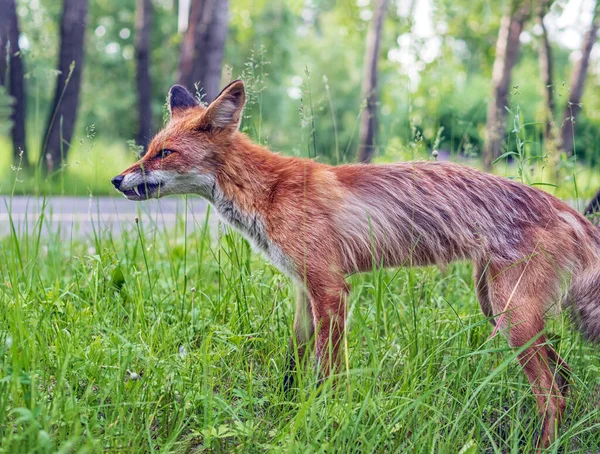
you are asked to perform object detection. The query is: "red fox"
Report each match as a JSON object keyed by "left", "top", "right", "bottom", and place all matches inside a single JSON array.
[{"left": 112, "top": 80, "right": 600, "bottom": 448}]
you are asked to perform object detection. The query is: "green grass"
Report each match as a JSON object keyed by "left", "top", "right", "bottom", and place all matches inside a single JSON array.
[
  {"left": 0, "top": 199, "right": 599, "bottom": 453},
  {"left": 0, "top": 135, "right": 135, "bottom": 196},
  {"left": 2, "top": 131, "right": 600, "bottom": 202}
]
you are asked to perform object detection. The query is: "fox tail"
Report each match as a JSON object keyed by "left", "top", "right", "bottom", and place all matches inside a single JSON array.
[{"left": 568, "top": 264, "right": 600, "bottom": 344}]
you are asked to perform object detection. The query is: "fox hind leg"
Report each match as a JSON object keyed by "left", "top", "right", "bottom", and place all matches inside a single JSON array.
[
  {"left": 488, "top": 263, "right": 566, "bottom": 449},
  {"left": 474, "top": 262, "right": 495, "bottom": 325},
  {"left": 476, "top": 260, "right": 571, "bottom": 398},
  {"left": 546, "top": 344, "right": 572, "bottom": 395}
]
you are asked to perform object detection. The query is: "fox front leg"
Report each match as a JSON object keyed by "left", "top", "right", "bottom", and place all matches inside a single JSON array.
[
  {"left": 308, "top": 280, "right": 349, "bottom": 381},
  {"left": 284, "top": 287, "right": 314, "bottom": 392}
]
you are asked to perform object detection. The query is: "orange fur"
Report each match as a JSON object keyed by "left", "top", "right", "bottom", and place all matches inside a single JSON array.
[{"left": 112, "top": 81, "right": 600, "bottom": 448}]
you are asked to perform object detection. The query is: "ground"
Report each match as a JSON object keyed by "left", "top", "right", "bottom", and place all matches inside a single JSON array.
[{"left": 0, "top": 196, "right": 599, "bottom": 453}]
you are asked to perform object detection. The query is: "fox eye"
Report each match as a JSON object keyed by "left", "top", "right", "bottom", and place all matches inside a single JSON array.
[{"left": 160, "top": 149, "right": 174, "bottom": 158}]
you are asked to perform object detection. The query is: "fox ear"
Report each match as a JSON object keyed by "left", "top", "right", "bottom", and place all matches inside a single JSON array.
[
  {"left": 204, "top": 80, "right": 246, "bottom": 130},
  {"left": 168, "top": 85, "right": 198, "bottom": 117}
]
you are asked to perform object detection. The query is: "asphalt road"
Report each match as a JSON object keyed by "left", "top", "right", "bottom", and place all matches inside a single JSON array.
[
  {"left": 0, "top": 194, "right": 589, "bottom": 240},
  {"left": 0, "top": 195, "right": 216, "bottom": 238}
]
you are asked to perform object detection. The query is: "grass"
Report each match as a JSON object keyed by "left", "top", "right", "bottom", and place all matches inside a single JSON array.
[
  {"left": 0, "top": 196, "right": 599, "bottom": 453},
  {"left": 1, "top": 128, "right": 600, "bottom": 202},
  {"left": 0, "top": 91, "right": 599, "bottom": 452},
  {"left": 0, "top": 135, "right": 134, "bottom": 196}
]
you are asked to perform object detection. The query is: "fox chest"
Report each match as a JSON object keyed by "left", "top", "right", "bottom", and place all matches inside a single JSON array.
[{"left": 211, "top": 197, "right": 297, "bottom": 280}]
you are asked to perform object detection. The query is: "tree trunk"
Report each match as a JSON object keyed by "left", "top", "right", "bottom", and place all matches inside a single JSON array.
[
  {"left": 178, "top": 0, "right": 228, "bottom": 103},
  {"left": 135, "top": 0, "right": 153, "bottom": 153},
  {"left": 42, "top": 0, "right": 88, "bottom": 172},
  {"left": 0, "top": 0, "right": 27, "bottom": 167},
  {"left": 357, "top": 0, "right": 388, "bottom": 163},
  {"left": 483, "top": 2, "right": 529, "bottom": 170},
  {"left": 584, "top": 188, "right": 600, "bottom": 220},
  {"left": 559, "top": 0, "right": 599, "bottom": 156},
  {"left": 538, "top": 1, "right": 555, "bottom": 143}
]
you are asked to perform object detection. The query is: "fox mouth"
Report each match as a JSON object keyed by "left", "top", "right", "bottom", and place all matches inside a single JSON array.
[{"left": 122, "top": 182, "right": 161, "bottom": 201}]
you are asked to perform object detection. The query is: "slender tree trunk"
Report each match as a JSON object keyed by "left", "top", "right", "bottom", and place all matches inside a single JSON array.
[
  {"left": 42, "top": 0, "right": 88, "bottom": 172},
  {"left": 357, "top": 0, "right": 388, "bottom": 163},
  {"left": 135, "top": 0, "right": 153, "bottom": 153},
  {"left": 560, "top": 0, "right": 599, "bottom": 156},
  {"left": 483, "top": 1, "right": 529, "bottom": 170},
  {"left": 178, "top": 0, "right": 228, "bottom": 103},
  {"left": 0, "top": 0, "right": 27, "bottom": 167},
  {"left": 538, "top": 0, "right": 555, "bottom": 143}
]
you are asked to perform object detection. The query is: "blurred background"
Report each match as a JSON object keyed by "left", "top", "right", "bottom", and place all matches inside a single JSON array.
[{"left": 1, "top": 0, "right": 600, "bottom": 201}]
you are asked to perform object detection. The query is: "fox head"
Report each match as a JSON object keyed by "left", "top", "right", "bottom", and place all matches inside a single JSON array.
[{"left": 111, "top": 80, "right": 246, "bottom": 201}]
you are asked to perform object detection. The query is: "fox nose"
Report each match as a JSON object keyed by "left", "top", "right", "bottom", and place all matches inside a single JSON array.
[{"left": 111, "top": 174, "right": 124, "bottom": 189}]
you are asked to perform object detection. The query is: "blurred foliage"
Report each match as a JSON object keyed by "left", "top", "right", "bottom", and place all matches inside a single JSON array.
[{"left": 5, "top": 0, "right": 600, "bottom": 168}]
